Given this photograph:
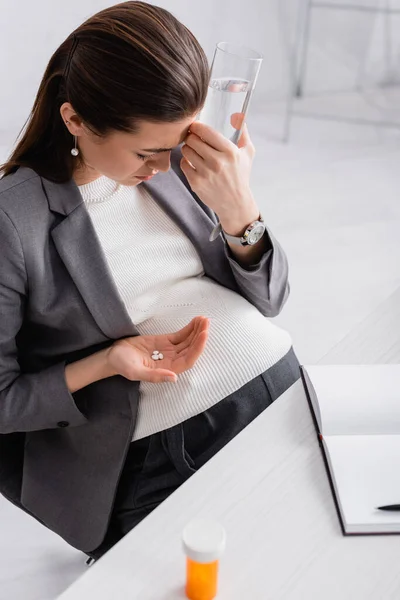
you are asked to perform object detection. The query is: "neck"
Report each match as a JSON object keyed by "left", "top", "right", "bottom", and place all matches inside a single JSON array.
[{"left": 73, "top": 163, "right": 102, "bottom": 187}]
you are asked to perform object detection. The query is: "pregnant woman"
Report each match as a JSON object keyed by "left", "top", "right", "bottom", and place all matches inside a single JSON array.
[{"left": 0, "top": 1, "right": 301, "bottom": 563}]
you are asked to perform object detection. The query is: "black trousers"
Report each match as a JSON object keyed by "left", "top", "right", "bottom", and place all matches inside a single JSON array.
[{"left": 85, "top": 346, "right": 301, "bottom": 562}]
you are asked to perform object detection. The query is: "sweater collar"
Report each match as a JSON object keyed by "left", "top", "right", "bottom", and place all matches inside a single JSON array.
[{"left": 77, "top": 175, "right": 121, "bottom": 203}]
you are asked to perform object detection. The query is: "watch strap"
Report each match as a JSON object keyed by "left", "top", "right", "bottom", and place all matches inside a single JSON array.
[{"left": 209, "top": 214, "right": 264, "bottom": 245}]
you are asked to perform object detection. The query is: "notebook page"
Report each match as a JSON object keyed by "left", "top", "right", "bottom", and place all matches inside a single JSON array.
[
  {"left": 304, "top": 365, "right": 400, "bottom": 436},
  {"left": 324, "top": 434, "right": 400, "bottom": 533}
]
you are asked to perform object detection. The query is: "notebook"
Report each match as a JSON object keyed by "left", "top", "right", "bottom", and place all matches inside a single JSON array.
[{"left": 300, "top": 364, "right": 400, "bottom": 534}]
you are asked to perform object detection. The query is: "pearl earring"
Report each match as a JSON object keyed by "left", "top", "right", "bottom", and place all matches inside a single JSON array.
[
  {"left": 65, "top": 121, "right": 79, "bottom": 156},
  {"left": 71, "top": 136, "right": 79, "bottom": 157}
]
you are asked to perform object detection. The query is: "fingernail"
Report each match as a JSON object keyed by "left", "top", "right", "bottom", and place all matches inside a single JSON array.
[{"left": 164, "top": 376, "right": 176, "bottom": 382}]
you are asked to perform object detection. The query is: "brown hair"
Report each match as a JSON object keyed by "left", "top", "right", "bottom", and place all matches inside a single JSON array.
[{"left": 0, "top": 1, "right": 210, "bottom": 183}]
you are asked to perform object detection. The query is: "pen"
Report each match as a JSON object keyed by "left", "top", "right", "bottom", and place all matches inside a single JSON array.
[{"left": 376, "top": 505, "right": 400, "bottom": 511}]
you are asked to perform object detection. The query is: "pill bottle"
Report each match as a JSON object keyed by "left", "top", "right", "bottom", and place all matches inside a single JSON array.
[{"left": 182, "top": 519, "right": 226, "bottom": 600}]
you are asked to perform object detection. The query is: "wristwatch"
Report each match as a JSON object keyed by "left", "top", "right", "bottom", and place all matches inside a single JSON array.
[{"left": 209, "top": 213, "right": 266, "bottom": 246}]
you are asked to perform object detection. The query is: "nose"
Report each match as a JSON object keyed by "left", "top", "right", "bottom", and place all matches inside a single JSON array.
[{"left": 149, "top": 152, "right": 171, "bottom": 174}]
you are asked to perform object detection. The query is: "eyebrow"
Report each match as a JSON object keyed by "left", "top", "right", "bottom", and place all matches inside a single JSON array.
[{"left": 139, "top": 130, "right": 190, "bottom": 153}]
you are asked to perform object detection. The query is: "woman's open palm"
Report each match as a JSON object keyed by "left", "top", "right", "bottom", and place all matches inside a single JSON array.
[{"left": 107, "top": 316, "right": 210, "bottom": 383}]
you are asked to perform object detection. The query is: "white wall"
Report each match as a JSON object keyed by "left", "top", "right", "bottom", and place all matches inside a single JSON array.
[{"left": 1, "top": 0, "right": 400, "bottom": 149}]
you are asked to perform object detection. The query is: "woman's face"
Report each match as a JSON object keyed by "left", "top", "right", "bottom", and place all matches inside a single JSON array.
[{"left": 60, "top": 103, "right": 197, "bottom": 186}]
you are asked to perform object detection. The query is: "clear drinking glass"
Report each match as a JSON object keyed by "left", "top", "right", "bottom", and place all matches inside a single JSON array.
[{"left": 197, "top": 42, "right": 263, "bottom": 145}]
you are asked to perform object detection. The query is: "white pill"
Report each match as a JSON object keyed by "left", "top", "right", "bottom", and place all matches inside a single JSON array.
[
  {"left": 153, "top": 350, "right": 160, "bottom": 355},
  {"left": 152, "top": 354, "right": 159, "bottom": 360},
  {"left": 158, "top": 353, "right": 164, "bottom": 359}
]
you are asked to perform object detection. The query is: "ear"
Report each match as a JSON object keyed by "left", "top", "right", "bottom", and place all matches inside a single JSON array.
[{"left": 60, "top": 102, "right": 85, "bottom": 135}]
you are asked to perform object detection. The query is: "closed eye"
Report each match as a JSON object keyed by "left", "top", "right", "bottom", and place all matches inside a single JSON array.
[{"left": 136, "top": 153, "right": 156, "bottom": 160}]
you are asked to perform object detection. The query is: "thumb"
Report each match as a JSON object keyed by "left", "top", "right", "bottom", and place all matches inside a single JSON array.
[{"left": 230, "top": 112, "right": 254, "bottom": 152}]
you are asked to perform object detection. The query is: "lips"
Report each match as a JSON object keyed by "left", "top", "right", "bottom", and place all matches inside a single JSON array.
[{"left": 136, "top": 174, "right": 154, "bottom": 180}]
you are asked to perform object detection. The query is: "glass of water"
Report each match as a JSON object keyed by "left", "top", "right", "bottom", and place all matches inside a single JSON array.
[{"left": 197, "top": 42, "right": 263, "bottom": 145}]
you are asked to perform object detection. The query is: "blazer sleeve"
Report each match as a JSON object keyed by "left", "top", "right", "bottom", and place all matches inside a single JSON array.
[
  {"left": 170, "top": 146, "right": 290, "bottom": 318},
  {"left": 0, "top": 208, "right": 89, "bottom": 434},
  {"left": 221, "top": 225, "right": 290, "bottom": 318}
]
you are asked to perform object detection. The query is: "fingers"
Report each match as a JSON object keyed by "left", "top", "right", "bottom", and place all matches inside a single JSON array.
[
  {"left": 187, "top": 120, "right": 231, "bottom": 153},
  {"left": 175, "top": 317, "right": 209, "bottom": 356},
  {"left": 168, "top": 317, "right": 197, "bottom": 345},
  {"left": 180, "top": 144, "right": 206, "bottom": 174},
  {"left": 136, "top": 317, "right": 210, "bottom": 383},
  {"left": 139, "top": 367, "right": 177, "bottom": 383},
  {"left": 230, "top": 113, "right": 255, "bottom": 153},
  {"left": 230, "top": 112, "right": 245, "bottom": 130},
  {"left": 169, "top": 316, "right": 207, "bottom": 346},
  {"left": 174, "top": 320, "right": 209, "bottom": 369},
  {"left": 175, "top": 318, "right": 202, "bottom": 355},
  {"left": 183, "top": 330, "right": 209, "bottom": 369}
]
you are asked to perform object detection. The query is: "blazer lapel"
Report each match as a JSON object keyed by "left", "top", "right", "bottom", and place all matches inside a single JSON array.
[
  {"left": 40, "top": 162, "right": 236, "bottom": 340},
  {"left": 142, "top": 166, "right": 236, "bottom": 290},
  {"left": 51, "top": 204, "right": 138, "bottom": 340}
]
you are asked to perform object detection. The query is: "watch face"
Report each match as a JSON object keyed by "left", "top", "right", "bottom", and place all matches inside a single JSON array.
[{"left": 247, "top": 223, "right": 265, "bottom": 245}]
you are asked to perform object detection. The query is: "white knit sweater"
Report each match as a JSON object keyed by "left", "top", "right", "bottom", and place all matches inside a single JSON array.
[{"left": 78, "top": 175, "right": 293, "bottom": 441}]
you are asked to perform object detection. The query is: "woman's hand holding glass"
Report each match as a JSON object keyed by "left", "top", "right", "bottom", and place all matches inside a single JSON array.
[{"left": 106, "top": 316, "right": 210, "bottom": 383}]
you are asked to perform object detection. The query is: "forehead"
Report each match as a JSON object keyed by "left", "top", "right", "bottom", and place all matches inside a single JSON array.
[{"left": 133, "top": 116, "right": 197, "bottom": 152}]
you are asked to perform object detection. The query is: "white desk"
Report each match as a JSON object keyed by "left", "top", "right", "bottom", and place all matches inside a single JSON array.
[{"left": 58, "top": 287, "right": 400, "bottom": 600}]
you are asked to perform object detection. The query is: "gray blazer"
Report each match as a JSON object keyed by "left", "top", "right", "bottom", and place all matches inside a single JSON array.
[{"left": 0, "top": 146, "right": 290, "bottom": 554}]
